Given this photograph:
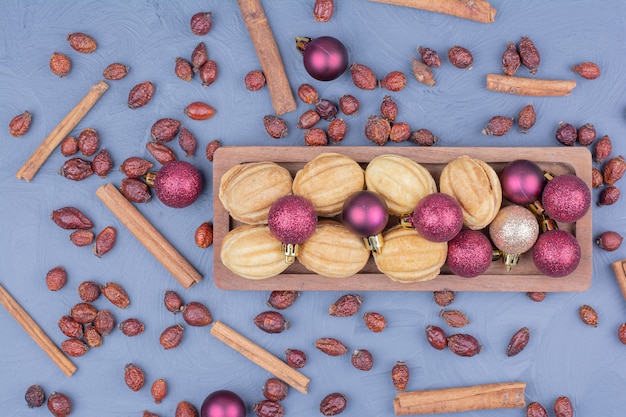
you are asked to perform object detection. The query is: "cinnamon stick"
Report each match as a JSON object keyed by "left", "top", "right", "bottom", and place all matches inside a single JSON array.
[
  {"left": 394, "top": 382, "right": 526, "bottom": 415},
  {"left": 16, "top": 80, "right": 109, "bottom": 182},
  {"left": 369, "top": 0, "right": 496, "bottom": 24},
  {"left": 96, "top": 183, "right": 202, "bottom": 289},
  {"left": 486, "top": 74, "right": 576, "bottom": 96},
  {"left": 210, "top": 321, "right": 310, "bottom": 394},
  {"left": 0, "top": 284, "right": 77, "bottom": 377},
  {"left": 238, "top": 0, "right": 297, "bottom": 115},
  {"left": 611, "top": 260, "right": 626, "bottom": 301}
]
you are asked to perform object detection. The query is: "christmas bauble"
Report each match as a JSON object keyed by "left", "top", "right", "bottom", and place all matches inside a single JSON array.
[
  {"left": 302, "top": 36, "right": 348, "bottom": 81},
  {"left": 268, "top": 195, "right": 317, "bottom": 245},
  {"left": 153, "top": 161, "right": 202, "bottom": 208},
  {"left": 446, "top": 230, "right": 493, "bottom": 278},
  {"left": 500, "top": 159, "right": 545, "bottom": 205},
  {"left": 489, "top": 205, "right": 539, "bottom": 270},
  {"left": 541, "top": 174, "right": 590, "bottom": 223},
  {"left": 532, "top": 229, "right": 581, "bottom": 277},
  {"left": 200, "top": 390, "right": 245, "bottom": 417},
  {"left": 342, "top": 191, "right": 388, "bottom": 237},
  {"left": 411, "top": 193, "right": 463, "bottom": 242}
]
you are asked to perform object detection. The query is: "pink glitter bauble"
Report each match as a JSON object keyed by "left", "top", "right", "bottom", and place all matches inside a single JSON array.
[
  {"left": 411, "top": 193, "right": 463, "bottom": 242},
  {"left": 154, "top": 161, "right": 203, "bottom": 208},
  {"left": 446, "top": 230, "right": 493, "bottom": 278},
  {"left": 500, "top": 159, "right": 545, "bottom": 205},
  {"left": 542, "top": 174, "right": 591, "bottom": 223},
  {"left": 268, "top": 195, "right": 317, "bottom": 244},
  {"left": 342, "top": 191, "right": 389, "bottom": 237},
  {"left": 532, "top": 230, "right": 581, "bottom": 277}
]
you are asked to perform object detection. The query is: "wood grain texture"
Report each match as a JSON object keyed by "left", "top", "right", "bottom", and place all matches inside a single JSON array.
[{"left": 213, "top": 146, "right": 592, "bottom": 292}]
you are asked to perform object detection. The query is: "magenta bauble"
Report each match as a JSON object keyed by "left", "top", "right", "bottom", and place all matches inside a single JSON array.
[
  {"left": 342, "top": 190, "right": 389, "bottom": 237},
  {"left": 532, "top": 229, "right": 581, "bottom": 277},
  {"left": 303, "top": 36, "right": 349, "bottom": 81},
  {"left": 446, "top": 230, "right": 493, "bottom": 278},
  {"left": 541, "top": 174, "right": 590, "bottom": 223},
  {"left": 411, "top": 193, "right": 463, "bottom": 242},
  {"left": 200, "top": 390, "right": 246, "bottom": 417},
  {"left": 153, "top": 160, "right": 202, "bottom": 208},
  {"left": 268, "top": 195, "right": 317, "bottom": 244},
  {"left": 500, "top": 159, "right": 545, "bottom": 205}
]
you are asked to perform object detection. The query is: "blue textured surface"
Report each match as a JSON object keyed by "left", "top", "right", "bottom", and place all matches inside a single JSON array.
[{"left": 1, "top": 1, "right": 626, "bottom": 416}]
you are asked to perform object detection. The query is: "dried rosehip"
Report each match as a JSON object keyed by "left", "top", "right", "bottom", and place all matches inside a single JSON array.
[
  {"left": 195, "top": 222, "right": 213, "bottom": 248},
  {"left": 603, "top": 156, "right": 626, "bottom": 185},
  {"left": 297, "top": 84, "right": 319, "bottom": 104},
  {"left": 391, "top": 361, "right": 409, "bottom": 391},
  {"left": 61, "top": 338, "right": 89, "bottom": 357},
  {"left": 364, "top": 115, "right": 390, "bottom": 145},
  {"left": 440, "top": 310, "right": 470, "bottom": 328},
  {"left": 254, "top": 400, "right": 283, "bottom": 417},
  {"left": 267, "top": 290, "right": 299, "bottom": 310},
  {"left": 182, "top": 301, "right": 213, "bottom": 326},
  {"left": 579, "top": 304, "right": 598, "bottom": 327},
  {"left": 128, "top": 81, "right": 155, "bottom": 109},
  {"left": 47, "top": 392, "right": 72, "bottom": 417},
  {"left": 448, "top": 45, "right": 473, "bottom": 69},
  {"left": 297, "top": 109, "right": 321, "bottom": 129},
  {"left": 146, "top": 142, "right": 177, "bottom": 164},
  {"left": 598, "top": 186, "right": 620, "bottom": 207},
  {"left": 517, "top": 103, "right": 536, "bottom": 133},
  {"left": 101, "top": 282, "right": 129, "bottom": 309},
  {"left": 58, "top": 315, "right": 83, "bottom": 339},
  {"left": 576, "top": 123, "right": 596, "bottom": 146},
  {"left": 379, "top": 71, "right": 407, "bottom": 92},
  {"left": 527, "top": 291, "right": 547, "bottom": 303},
  {"left": 191, "top": 42, "right": 208, "bottom": 72},
  {"left": 61, "top": 136, "right": 78, "bottom": 156},
  {"left": 124, "top": 363, "right": 145, "bottom": 391},
  {"left": 426, "top": 325, "right": 448, "bottom": 350},
  {"left": 76, "top": 127, "right": 99, "bottom": 154},
  {"left": 184, "top": 101, "right": 216, "bottom": 120},
  {"left": 66, "top": 230, "right": 92, "bottom": 247},
  {"left": 351, "top": 349, "right": 373, "bottom": 371},
  {"left": 205, "top": 139, "right": 221, "bottom": 161},
  {"left": 555, "top": 122, "right": 577, "bottom": 146},
  {"left": 483, "top": 116, "right": 514, "bottom": 136},
  {"left": 316, "top": 337, "right": 348, "bottom": 356},
  {"left": 46, "top": 266, "right": 67, "bottom": 291},
  {"left": 411, "top": 56, "right": 436, "bottom": 86},
  {"left": 592, "top": 167, "right": 603, "bottom": 188},
  {"left": 519, "top": 36, "right": 540, "bottom": 74},
  {"left": 447, "top": 333, "right": 482, "bottom": 357},
  {"left": 121, "top": 178, "right": 152, "bottom": 203},
  {"left": 363, "top": 312, "right": 386, "bottom": 333},
  {"left": 254, "top": 311, "right": 290, "bottom": 333},
  {"left": 320, "top": 393, "right": 347, "bottom": 416},
  {"left": 59, "top": 158, "right": 93, "bottom": 181},
  {"left": 190, "top": 12, "right": 212, "bottom": 36},
  {"left": 417, "top": 46, "right": 441, "bottom": 68},
  {"left": 339, "top": 94, "right": 359, "bottom": 115},
  {"left": 94, "top": 310, "right": 115, "bottom": 336},
  {"left": 67, "top": 32, "right": 97, "bottom": 53},
  {"left": 596, "top": 231, "right": 623, "bottom": 251},
  {"left": 263, "top": 115, "right": 288, "bottom": 139},
  {"left": 164, "top": 290, "right": 184, "bottom": 313},
  {"left": 350, "top": 63, "right": 376, "bottom": 90},
  {"left": 9, "top": 111, "right": 32, "bottom": 137},
  {"left": 389, "top": 122, "right": 411, "bottom": 143},
  {"left": 502, "top": 42, "right": 521, "bottom": 76},
  {"left": 618, "top": 323, "right": 626, "bottom": 344},
  {"left": 119, "top": 318, "right": 145, "bottom": 336},
  {"left": 199, "top": 60, "right": 218, "bottom": 87},
  {"left": 175, "top": 57, "right": 193, "bottom": 82},
  {"left": 553, "top": 396, "right": 574, "bottom": 417},
  {"left": 83, "top": 324, "right": 103, "bottom": 348},
  {"left": 304, "top": 127, "right": 328, "bottom": 146},
  {"left": 50, "top": 52, "right": 71, "bottom": 77},
  {"left": 594, "top": 135, "right": 612, "bottom": 164},
  {"left": 329, "top": 294, "right": 362, "bottom": 317},
  {"left": 433, "top": 290, "right": 455, "bottom": 306},
  {"left": 245, "top": 70, "right": 266, "bottom": 91},
  {"left": 92, "top": 149, "right": 113, "bottom": 178},
  {"left": 151, "top": 118, "right": 181, "bottom": 143},
  {"left": 328, "top": 118, "right": 347, "bottom": 143},
  {"left": 314, "top": 0, "right": 334, "bottom": 22},
  {"left": 103, "top": 63, "right": 129, "bottom": 80},
  {"left": 160, "top": 324, "right": 184, "bottom": 350},
  {"left": 572, "top": 61, "right": 600, "bottom": 80},
  {"left": 52, "top": 206, "right": 93, "bottom": 229},
  {"left": 316, "top": 99, "right": 338, "bottom": 121},
  {"left": 380, "top": 95, "right": 398, "bottom": 122},
  {"left": 94, "top": 226, "right": 116, "bottom": 257},
  {"left": 151, "top": 378, "right": 167, "bottom": 404},
  {"left": 78, "top": 281, "right": 100, "bottom": 302},
  {"left": 262, "top": 378, "right": 288, "bottom": 402},
  {"left": 285, "top": 348, "right": 307, "bottom": 368},
  {"left": 70, "top": 302, "right": 97, "bottom": 323},
  {"left": 527, "top": 402, "right": 549, "bottom": 417},
  {"left": 120, "top": 157, "right": 153, "bottom": 178},
  {"left": 25, "top": 384, "right": 45, "bottom": 408},
  {"left": 410, "top": 128, "right": 438, "bottom": 146},
  {"left": 506, "top": 326, "right": 530, "bottom": 356}
]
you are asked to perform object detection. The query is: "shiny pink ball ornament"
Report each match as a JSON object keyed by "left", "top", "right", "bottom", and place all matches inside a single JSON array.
[
  {"left": 200, "top": 390, "right": 246, "bottom": 417},
  {"left": 410, "top": 193, "right": 463, "bottom": 242},
  {"left": 446, "top": 230, "right": 493, "bottom": 278},
  {"left": 541, "top": 174, "right": 591, "bottom": 223},
  {"left": 302, "top": 36, "right": 348, "bottom": 81},
  {"left": 153, "top": 160, "right": 202, "bottom": 208},
  {"left": 500, "top": 159, "right": 545, "bottom": 205},
  {"left": 532, "top": 229, "right": 581, "bottom": 277},
  {"left": 342, "top": 191, "right": 389, "bottom": 252},
  {"left": 268, "top": 195, "right": 318, "bottom": 263}
]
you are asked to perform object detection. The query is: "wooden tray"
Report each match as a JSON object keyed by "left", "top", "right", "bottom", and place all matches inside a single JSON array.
[{"left": 212, "top": 146, "right": 592, "bottom": 292}]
